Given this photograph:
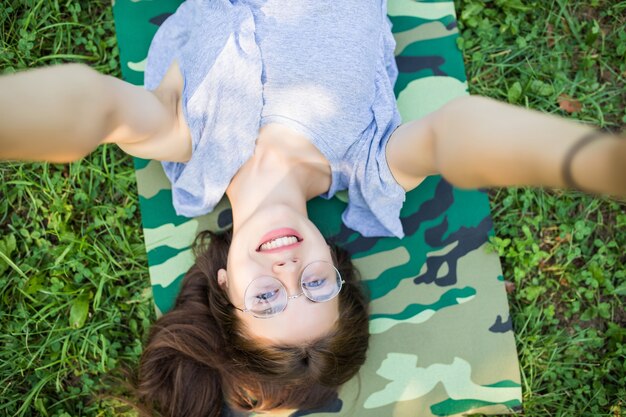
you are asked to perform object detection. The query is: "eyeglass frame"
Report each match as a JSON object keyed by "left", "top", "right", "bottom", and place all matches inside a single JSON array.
[{"left": 228, "top": 260, "right": 345, "bottom": 319}]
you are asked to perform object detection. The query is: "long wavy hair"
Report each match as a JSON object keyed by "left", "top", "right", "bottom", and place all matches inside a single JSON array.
[{"left": 135, "top": 229, "right": 369, "bottom": 416}]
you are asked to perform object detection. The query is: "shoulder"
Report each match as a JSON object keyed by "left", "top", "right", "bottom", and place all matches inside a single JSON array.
[
  {"left": 118, "top": 61, "right": 192, "bottom": 162},
  {"left": 385, "top": 117, "right": 438, "bottom": 192},
  {"left": 150, "top": 61, "right": 192, "bottom": 162},
  {"left": 151, "top": 60, "right": 184, "bottom": 105}
]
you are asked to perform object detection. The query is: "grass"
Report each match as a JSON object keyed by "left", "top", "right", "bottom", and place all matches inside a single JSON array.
[
  {"left": 455, "top": 0, "right": 626, "bottom": 415},
  {"left": 0, "top": 0, "right": 624, "bottom": 416},
  {"left": 1, "top": 2, "right": 151, "bottom": 416}
]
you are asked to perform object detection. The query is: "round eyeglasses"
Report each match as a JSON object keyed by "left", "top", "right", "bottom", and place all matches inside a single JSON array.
[{"left": 231, "top": 261, "right": 344, "bottom": 318}]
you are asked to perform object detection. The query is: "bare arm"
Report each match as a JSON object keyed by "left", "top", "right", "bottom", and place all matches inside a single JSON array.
[
  {"left": 0, "top": 63, "right": 190, "bottom": 163},
  {"left": 387, "top": 95, "right": 626, "bottom": 197}
]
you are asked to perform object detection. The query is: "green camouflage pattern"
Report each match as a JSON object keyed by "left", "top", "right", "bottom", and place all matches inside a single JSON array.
[{"left": 112, "top": 0, "right": 522, "bottom": 415}]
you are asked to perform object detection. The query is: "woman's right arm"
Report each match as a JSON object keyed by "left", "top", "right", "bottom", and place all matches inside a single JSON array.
[{"left": 0, "top": 63, "right": 190, "bottom": 163}]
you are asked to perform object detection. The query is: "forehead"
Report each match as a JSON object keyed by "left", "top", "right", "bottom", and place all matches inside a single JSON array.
[{"left": 237, "top": 296, "right": 340, "bottom": 345}]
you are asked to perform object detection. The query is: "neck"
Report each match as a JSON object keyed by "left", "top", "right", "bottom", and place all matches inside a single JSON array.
[{"left": 225, "top": 125, "right": 331, "bottom": 230}]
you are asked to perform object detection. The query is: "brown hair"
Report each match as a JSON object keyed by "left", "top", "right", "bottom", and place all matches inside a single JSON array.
[{"left": 136, "top": 230, "right": 369, "bottom": 416}]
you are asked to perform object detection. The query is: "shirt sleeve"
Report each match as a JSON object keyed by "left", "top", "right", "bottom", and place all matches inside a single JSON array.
[
  {"left": 343, "top": 115, "right": 406, "bottom": 238},
  {"left": 341, "top": 5, "right": 406, "bottom": 239},
  {"left": 144, "top": 0, "right": 263, "bottom": 218}
]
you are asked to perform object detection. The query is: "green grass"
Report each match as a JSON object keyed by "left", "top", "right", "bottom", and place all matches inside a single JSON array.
[
  {"left": 455, "top": 0, "right": 626, "bottom": 415},
  {"left": 0, "top": 0, "right": 625, "bottom": 416},
  {"left": 1, "top": 2, "right": 151, "bottom": 416}
]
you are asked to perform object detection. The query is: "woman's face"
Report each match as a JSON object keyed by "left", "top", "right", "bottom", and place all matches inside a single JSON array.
[{"left": 220, "top": 204, "right": 340, "bottom": 346}]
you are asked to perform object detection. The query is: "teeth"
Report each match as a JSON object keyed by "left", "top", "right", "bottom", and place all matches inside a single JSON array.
[{"left": 260, "top": 235, "right": 299, "bottom": 251}]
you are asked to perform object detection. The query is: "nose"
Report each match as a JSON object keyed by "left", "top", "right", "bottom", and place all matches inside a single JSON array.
[
  {"left": 272, "top": 258, "right": 302, "bottom": 296},
  {"left": 271, "top": 257, "right": 300, "bottom": 275}
]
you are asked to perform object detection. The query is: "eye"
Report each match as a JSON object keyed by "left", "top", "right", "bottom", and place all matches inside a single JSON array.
[
  {"left": 302, "top": 277, "right": 326, "bottom": 289},
  {"left": 254, "top": 288, "right": 280, "bottom": 303}
]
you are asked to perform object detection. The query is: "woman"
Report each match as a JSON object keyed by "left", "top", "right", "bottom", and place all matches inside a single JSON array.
[{"left": 0, "top": 0, "right": 624, "bottom": 416}]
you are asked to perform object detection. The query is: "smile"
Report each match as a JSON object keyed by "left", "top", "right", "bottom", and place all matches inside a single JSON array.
[
  {"left": 259, "top": 236, "right": 299, "bottom": 251},
  {"left": 257, "top": 228, "right": 303, "bottom": 252}
]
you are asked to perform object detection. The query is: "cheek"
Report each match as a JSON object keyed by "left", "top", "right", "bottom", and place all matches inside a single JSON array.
[
  {"left": 226, "top": 239, "right": 252, "bottom": 275},
  {"left": 313, "top": 243, "right": 334, "bottom": 264},
  {"left": 225, "top": 258, "right": 259, "bottom": 300}
]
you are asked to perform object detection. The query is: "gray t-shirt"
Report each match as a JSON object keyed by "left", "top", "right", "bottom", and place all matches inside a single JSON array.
[{"left": 144, "top": 0, "right": 406, "bottom": 238}]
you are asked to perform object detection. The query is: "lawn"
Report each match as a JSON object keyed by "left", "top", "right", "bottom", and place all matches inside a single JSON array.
[{"left": 0, "top": 0, "right": 624, "bottom": 416}]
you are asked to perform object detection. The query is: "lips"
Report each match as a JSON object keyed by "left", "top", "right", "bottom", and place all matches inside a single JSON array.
[{"left": 257, "top": 228, "right": 303, "bottom": 252}]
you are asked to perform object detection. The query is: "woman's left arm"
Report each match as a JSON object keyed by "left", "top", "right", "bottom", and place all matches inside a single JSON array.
[{"left": 386, "top": 95, "right": 626, "bottom": 197}]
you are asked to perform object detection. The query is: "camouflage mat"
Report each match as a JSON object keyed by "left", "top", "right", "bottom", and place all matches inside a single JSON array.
[{"left": 112, "top": 1, "right": 523, "bottom": 416}]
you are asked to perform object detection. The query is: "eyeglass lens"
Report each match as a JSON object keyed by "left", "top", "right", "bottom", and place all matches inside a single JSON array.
[{"left": 244, "top": 261, "right": 341, "bottom": 317}]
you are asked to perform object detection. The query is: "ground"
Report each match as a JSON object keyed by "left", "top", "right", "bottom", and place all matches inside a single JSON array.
[{"left": 0, "top": 0, "right": 624, "bottom": 416}]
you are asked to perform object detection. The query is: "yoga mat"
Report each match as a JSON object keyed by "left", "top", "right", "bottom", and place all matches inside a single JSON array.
[{"left": 112, "top": 1, "right": 523, "bottom": 415}]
